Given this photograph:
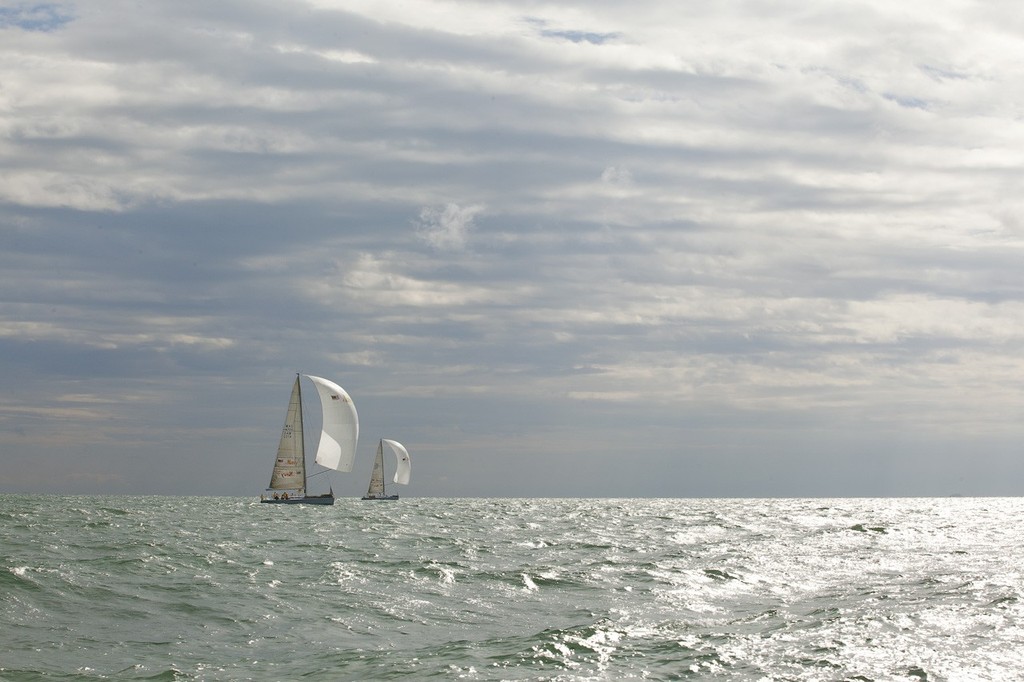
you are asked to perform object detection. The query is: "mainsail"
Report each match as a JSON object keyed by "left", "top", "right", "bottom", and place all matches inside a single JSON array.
[
  {"left": 383, "top": 438, "right": 411, "bottom": 485},
  {"left": 305, "top": 374, "right": 359, "bottom": 472},
  {"left": 268, "top": 377, "right": 305, "bottom": 490},
  {"left": 365, "top": 441, "right": 387, "bottom": 497}
]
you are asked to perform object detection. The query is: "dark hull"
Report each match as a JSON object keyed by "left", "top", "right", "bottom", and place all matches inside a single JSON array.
[
  {"left": 260, "top": 494, "right": 334, "bottom": 505},
  {"left": 361, "top": 494, "right": 399, "bottom": 501}
]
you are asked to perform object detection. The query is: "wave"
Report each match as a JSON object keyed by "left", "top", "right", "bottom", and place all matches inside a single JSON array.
[{"left": 3, "top": 495, "right": 1023, "bottom": 680}]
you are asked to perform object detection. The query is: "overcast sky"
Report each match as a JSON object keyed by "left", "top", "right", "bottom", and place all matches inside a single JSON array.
[{"left": 2, "top": 1, "right": 1023, "bottom": 497}]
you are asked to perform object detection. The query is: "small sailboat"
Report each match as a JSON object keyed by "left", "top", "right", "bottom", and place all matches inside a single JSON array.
[
  {"left": 361, "top": 438, "right": 411, "bottom": 500},
  {"left": 261, "top": 374, "right": 358, "bottom": 505}
]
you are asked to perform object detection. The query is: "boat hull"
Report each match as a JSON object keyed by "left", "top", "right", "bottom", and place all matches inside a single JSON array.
[
  {"left": 361, "top": 495, "right": 399, "bottom": 501},
  {"left": 260, "top": 494, "right": 335, "bottom": 505}
]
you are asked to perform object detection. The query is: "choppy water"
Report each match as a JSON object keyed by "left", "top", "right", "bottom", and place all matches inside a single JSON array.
[{"left": 1, "top": 496, "right": 1022, "bottom": 681}]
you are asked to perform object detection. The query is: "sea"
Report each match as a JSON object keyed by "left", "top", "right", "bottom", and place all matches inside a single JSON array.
[{"left": 1, "top": 496, "right": 1022, "bottom": 681}]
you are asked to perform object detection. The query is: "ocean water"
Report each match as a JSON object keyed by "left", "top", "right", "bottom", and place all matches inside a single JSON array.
[{"left": 1, "top": 496, "right": 1022, "bottom": 681}]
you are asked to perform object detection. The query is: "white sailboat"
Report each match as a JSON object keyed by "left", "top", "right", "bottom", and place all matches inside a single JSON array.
[
  {"left": 361, "top": 438, "right": 411, "bottom": 501},
  {"left": 261, "top": 374, "right": 359, "bottom": 505}
]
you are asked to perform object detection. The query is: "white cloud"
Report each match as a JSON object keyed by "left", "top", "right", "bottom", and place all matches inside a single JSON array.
[
  {"left": 415, "top": 203, "right": 484, "bottom": 251},
  {"left": 600, "top": 165, "right": 632, "bottom": 185}
]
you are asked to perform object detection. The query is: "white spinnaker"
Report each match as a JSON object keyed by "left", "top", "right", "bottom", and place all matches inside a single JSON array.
[
  {"left": 304, "top": 375, "right": 359, "bottom": 472},
  {"left": 383, "top": 438, "right": 411, "bottom": 485}
]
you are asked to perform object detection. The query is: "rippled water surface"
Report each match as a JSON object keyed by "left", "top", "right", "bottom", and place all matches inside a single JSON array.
[{"left": 2, "top": 496, "right": 1022, "bottom": 680}]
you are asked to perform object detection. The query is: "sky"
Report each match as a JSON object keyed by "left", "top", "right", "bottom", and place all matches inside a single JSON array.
[{"left": 2, "top": 1, "right": 1023, "bottom": 498}]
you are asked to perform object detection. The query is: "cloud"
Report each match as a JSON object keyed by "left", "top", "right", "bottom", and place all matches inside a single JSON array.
[
  {"left": 415, "top": 203, "right": 484, "bottom": 251},
  {"left": 600, "top": 166, "right": 632, "bottom": 186},
  {"left": 2, "top": 1, "right": 1024, "bottom": 496}
]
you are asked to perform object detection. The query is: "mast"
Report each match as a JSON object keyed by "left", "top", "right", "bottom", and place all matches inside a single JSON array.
[{"left": 297, "top": 373, "right": 306, "bottom": 493}]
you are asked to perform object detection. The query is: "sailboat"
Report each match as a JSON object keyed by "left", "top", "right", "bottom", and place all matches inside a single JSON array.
[
  {"left": 261, "top": 374, "right": 358, "bottom": 505},
  {"left": 361, "top": 438, "right": 411, "bottom": 500}
]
